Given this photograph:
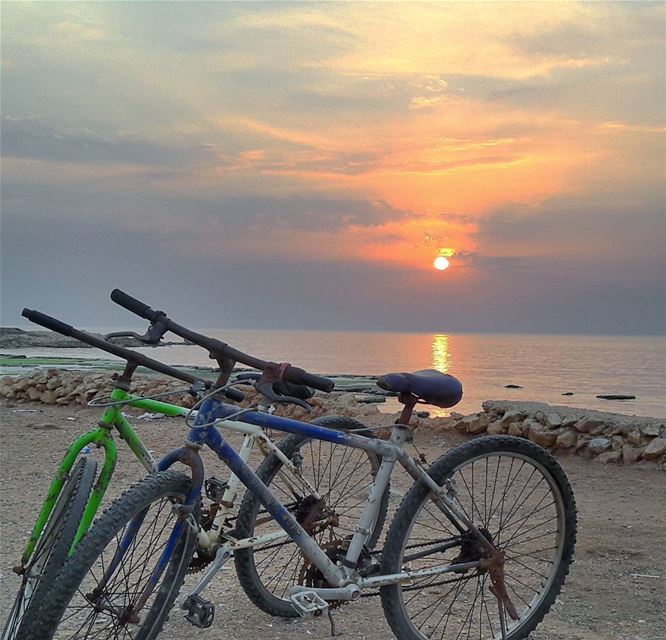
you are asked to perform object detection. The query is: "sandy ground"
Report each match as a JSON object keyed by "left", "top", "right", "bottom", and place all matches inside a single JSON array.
[{"left": 1, "top": 400, "right": 664, "bottom": 640}]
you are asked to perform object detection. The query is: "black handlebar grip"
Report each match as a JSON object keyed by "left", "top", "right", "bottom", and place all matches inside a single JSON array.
[
  {"left": 286, "top": 366, "right": 335, "bottom": 393},
  {"left": 224, "top": 387, "right": 246, "bottom": 402},
  {"left": 22, "top": 309, "right": 76, "bottom": 337},
  {"left": 110, "top": 289, "right": 159, "bottom": 322}
]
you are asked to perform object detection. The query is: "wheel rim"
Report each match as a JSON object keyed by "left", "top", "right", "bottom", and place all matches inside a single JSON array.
[
  {"left": 51, "top": 494, "right": 186, "bottom": 640},
  {"left": 396, "top": 451, "right": 566, "bottom": 640},
  {"left": 248, "top": 438, "right": 381, "bottom": 601}
]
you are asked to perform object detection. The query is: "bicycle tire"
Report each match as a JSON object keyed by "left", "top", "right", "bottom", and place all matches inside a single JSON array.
[
  {"left": 27, "top": 470, "right": 199, "bottom": 640},
  {"left": 380, "top": 435, "right": 577, "bottom": 640},
  {"left": 234, "top": 415, "right": 390, "bottom": 617},
  {"left": 1, "top": 455, "right": 97, "bottom": 640}
]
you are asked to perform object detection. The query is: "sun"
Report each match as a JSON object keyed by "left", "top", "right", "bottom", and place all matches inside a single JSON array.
[{"left": 434, "top": 256, "right": 450, "bottom": 271}]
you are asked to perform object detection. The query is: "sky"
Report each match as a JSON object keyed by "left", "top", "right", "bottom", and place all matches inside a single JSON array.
[{"left": 1, "top": 1, "right": 665, "bottom": 335}]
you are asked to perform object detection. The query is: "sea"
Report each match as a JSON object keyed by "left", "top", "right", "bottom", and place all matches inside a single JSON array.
[{"left": 4, "top": 330, "right": 665, "bottom": 419}]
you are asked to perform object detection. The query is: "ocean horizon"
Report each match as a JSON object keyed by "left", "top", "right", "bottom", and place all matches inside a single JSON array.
[{"left": 4, "top": 329, "right": 665, "bottom": 419}]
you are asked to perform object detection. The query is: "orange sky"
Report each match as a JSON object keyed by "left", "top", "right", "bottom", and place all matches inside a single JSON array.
[{"left": 2, "top": 2, "right": 664, "bottom": 332}]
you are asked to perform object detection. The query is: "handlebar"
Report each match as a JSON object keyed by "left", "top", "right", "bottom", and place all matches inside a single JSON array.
[
  {"left": 110, "top": 289, "right": 335, "bottom": 393},
  {"left": 21, "top": 308, "right": 220, "bottom": 392}
]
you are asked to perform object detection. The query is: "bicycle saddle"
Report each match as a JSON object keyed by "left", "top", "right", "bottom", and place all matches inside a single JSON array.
[{"left": 376, "top": 369, "right": 463, "bottom": 408}]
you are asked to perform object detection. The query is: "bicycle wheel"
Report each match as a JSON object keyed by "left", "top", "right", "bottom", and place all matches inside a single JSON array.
[
  {"left": 27, "top": 470, "right": 199, "bottom": 640},
  {"left": 380, "top": 436, "right": 577, "bottom": 640},
  {"left": 234, "top": 415, "right": 389, "bottom": 617},
  {"left": 2, "top": 455, "right": 97, "bottom": 640}
]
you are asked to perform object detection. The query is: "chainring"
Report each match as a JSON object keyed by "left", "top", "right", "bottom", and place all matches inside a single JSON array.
[
  {"left": 187, "top": 504, "right": 220, "bottom": 574},
  {"left": 298, "top": 539, "right": 348, "bottom": 610}
]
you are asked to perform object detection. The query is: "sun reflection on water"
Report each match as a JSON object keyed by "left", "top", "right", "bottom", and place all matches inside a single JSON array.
[{"left": 431, "top": 334, "right": 451, "bottom": 373}]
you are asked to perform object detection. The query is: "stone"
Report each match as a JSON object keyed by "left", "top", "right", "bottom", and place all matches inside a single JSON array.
[
  {"left": 27, "top": 387, "right": 41, "bottom": 401},
  {"left": 486, "top": 420, "right": 505, "bottom": 435},
  {"left": 507, "top": 422, "right": 525, "bottom": 437},
  {"left": 596, "top": 394, "right": 636, "bottom": 400},
  {"left": 504, "top": 384, "right": 523, "bottom": 389},
  {"left": 640, "top": 424, "right": 662, "bottom": 437},
  {"left": 643, "top": 437, "right": 666, "bottom": 461},
  {"left": 627, "top": 430, "right": 644, "bottom": 446},
  {"left": 596, "top": 450, "right": 622, "bottom": 464},
  {"left": 561, "top": 392, "right": 574, "bottom": 396},
  {"left": 527, "top": 421, "right": 558, "bottom": 448},
  {"left": 556, "top": 429, "right": 577, "bottom": 449},
  {"left": 39, "top": 390, "right": 57, "bottom": 404},
  {"left": 545, "top": 413, "right": 563, "bottom": 428},
  {"left": 465, "top": 415, "right": 490, "bottom": 434},
  {"left": 500, "top": 410, "right": 524, "bottom": 428},
  {"left": 622, "top": 444, "right": 643, "bottom": 464},
  {"left": 587, "top": 437, "right": 612, "bottom": 455},
  {"left": 575, "top": 417, "right": 605, "bottom": 433}
]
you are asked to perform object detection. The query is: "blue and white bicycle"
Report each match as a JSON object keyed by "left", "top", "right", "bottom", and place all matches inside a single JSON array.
[{"left": 28, "top": 291, "right": 577, "bottom": 640}]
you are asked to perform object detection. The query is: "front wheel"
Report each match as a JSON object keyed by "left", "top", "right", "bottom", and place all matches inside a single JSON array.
[
  {"left": 26, "top": 471, "right": 199, "bottom": 640},
  {"left": 380, "top": 436, "right": 577, "bottom": 640},
  {"left": 2, "top": 455, "right": 97, "bottom": 640}
]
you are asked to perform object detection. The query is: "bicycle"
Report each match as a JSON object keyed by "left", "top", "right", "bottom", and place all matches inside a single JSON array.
[
  {"left": 26, "top": 296, "right": 577, "bottom": 640},
  {"left": 3, "top": 298, "right": 385, "bottom": 639}
]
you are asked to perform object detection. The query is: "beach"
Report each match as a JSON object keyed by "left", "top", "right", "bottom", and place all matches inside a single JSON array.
[{"left": 1, "top": 394, "right": 665, "bottom": 640}]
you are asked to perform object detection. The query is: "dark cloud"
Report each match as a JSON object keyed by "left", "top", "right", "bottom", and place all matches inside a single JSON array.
[{"left": 1, "top": 117, "right": 217, "bottom": 166}]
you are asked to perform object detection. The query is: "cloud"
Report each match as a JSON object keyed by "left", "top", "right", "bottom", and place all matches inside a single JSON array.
[{"left": 1, "top": 117, "right": 216, "bottom": 166}]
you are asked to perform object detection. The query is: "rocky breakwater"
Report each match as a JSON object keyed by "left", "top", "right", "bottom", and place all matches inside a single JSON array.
[
  {"left": 1, "top": 370, "right": 664, "bottom": 469},
  {"left": 0, "top": 369, "right": 200, "bottom": 408},
  {"left": 448, "top": 400, "right": 666, "bottom": 468}
]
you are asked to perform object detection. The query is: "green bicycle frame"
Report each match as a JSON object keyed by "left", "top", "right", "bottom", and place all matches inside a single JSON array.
[{"left": 21, "top": 387, "right": 191, "bottom": 564}]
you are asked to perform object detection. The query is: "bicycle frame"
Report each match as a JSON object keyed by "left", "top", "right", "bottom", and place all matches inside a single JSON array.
[
  {"left": 21, "top": 386, "right": 319, "bottom": 570},
  {"left": 156, "top": 396, "right": 492, "bottom": 604}
]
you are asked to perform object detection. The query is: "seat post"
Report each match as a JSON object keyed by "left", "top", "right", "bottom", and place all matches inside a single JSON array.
[{"left": 396, "top": 392, "right": 418, "bottom": 425}]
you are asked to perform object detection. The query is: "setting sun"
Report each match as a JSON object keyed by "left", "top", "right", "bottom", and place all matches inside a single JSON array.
[{"left": 434, "top": 256, "right": 450, "bottom": 271}]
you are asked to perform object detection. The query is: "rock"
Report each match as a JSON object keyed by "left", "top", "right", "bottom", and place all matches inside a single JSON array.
[
  {"left": 507, "top": 422, "right": 525, "bottom": 437},
  {"left": 545, "top": 413, "right": 563, "bottom": 428},
  {"left": 622, "top": 444, "right": 643, "bottom": 464},
  {"left": 596, "top": 394, "right": 636, "bottom": 400},
  {"left": 556, "top": 429, "right": 577, "bottom": 449},
  {"left": 643, "top": 437, "right": 666, "bottom": 460},
  {"left": 596, "top": 450, "right": 622, "bottom": 464},
  {"left": 575, "top": 436, "right": 590, "bottom": 452},
  {"left": 416, "top": 411, "right": 430, "bottom": 418},
  {"left": 355, "top": 394, "right": 386, "bottom": 404},
  {"left": 463, "top": 414, "right": 490, "bottom": 434},
  {"left": 500, "top": 410, "right": 524, "bottom": 428},
  {"left": 504, "top": 384, "right": 523, "bottom": 389},
  {"left": 588, "top": 437, "right": 612, "bottom": 455},
  {"left": 575, "top": 417, "right": 605, "bottom": 433},
  {"left": 640, "top": 424, "right": 662, "bottom": 437},
  {"left": 627, "top": 430, "right": 644, "bottom": 446},
  {"left": 486, "top": 420, "right": 505, "bottom": 435},
  {"left": 561, "top": 392, "right": 574, "bottom": 396},
  {"left": 527, "top": 421, "right": 558, "bottom": 448}
]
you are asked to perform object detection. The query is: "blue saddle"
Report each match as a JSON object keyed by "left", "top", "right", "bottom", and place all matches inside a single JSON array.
[{"left": 376, "top": 369, "right": 463, "bottom": 408}]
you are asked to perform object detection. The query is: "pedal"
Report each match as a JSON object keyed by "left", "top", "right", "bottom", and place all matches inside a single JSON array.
[
  {"left": 289, "top": 590, "right": 329, "bottom": 618},
  {"left": 204, "top": 477, "right": 228, "bottom": 503},
  {"left": 182, "top": 594, "right": 215, "bottom": 629}
]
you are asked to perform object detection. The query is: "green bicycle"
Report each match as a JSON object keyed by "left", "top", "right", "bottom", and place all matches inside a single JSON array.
[{"left": 3, "top": 303, "right": 385, "bottom": 640}]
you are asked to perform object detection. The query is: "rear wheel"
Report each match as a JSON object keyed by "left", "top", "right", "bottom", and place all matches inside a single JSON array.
[
  {"left": 234, "top": 416, "right": 389, "bottom": 617},
  {"left": 27, "top": 471, "right": 199, "bottom": 640},
  {"left": 2, "top": 456, "right": 97, "bottom": 640},
  {"left": 380, "top": 436, "right": 577, "bottom": 640}
]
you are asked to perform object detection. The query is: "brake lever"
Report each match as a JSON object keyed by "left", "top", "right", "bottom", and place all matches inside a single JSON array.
[
  {"left": 104, "top": 330, "right": 162, "bottom": 346},
  {"left": 255, "top": 381, "right": 312, "bottom": 412}
]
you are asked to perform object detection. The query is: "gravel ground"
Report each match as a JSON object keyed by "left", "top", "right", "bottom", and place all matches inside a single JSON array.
[{"left": 1, "top": 400, "right": 664, "bottom": 640}]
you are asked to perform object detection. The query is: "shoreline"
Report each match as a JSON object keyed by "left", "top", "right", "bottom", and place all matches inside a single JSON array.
[{"left": 1, "top": 368, "right": 664, "bottom": 469}]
